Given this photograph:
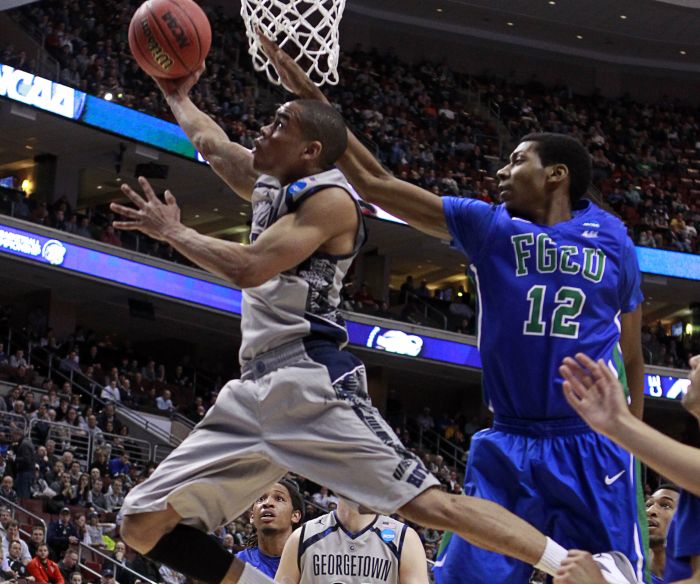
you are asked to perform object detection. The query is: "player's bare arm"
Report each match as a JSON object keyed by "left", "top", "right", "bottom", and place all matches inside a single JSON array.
[
  {"left": 111, "top": 177, "right": 357, "bottom": 289},
  {"left": 151, "top": 67, "right": 257, "bottom": 201},
  {"left": 553, "top": 551, "right": 607, "bottom": 584},
  {"left": 399, "top": 527, "right": 430, "bottom": 584},
  {"left": 620, "top": 305, "right": 645, "bottom": 419},
  {"left": 560, "top": 353, "right": 700, "bottom": 498},
  {"left": 274, "top": 528, "right": 301, "bottom": 584},
  {"left": 258, "top": 32, "right": 450, "bottom": 240}
]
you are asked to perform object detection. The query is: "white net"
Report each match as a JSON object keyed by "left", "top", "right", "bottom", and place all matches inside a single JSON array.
[{"left": 240, "top": 0, "right": 346, "bottom": 88}]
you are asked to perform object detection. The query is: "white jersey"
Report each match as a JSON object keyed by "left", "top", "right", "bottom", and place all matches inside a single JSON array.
[
  {"left": 298, "top": 511, "right": 406, "bottom": 584},
  {"left": 239, "top": 169, "right": 366, "bottom": 363}
]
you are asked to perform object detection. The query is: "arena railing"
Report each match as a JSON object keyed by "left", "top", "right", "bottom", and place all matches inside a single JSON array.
[
  {"left": 78, "top": 541, "right": 158, "bottom": 584},
  {"left": 0, "top": 493, "right": 48, "bottom": 541}
]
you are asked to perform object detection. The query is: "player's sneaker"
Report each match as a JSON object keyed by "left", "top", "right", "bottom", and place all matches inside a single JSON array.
[{"left": 592, "top": 551, "right": 640, "bottom": 584}]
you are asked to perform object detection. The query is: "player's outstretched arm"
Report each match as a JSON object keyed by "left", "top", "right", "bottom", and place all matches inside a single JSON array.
[
  {"left": 560, "top": 353, "right": 700, "bottom": 498},
  {"left": 151, "top": 67, "right": 257, "bottom": 201},
  {"left": 275, "top": 528, "right": 301, "bottom": 584},
  {"left": 257, "top": 33, "right": 450, "bottom": 240},
  {"left": 399, "top": 527, "right": 430, "bottom": 584},
  {"left": 111, "top": 177, "right": 357, "bottom": 289}
]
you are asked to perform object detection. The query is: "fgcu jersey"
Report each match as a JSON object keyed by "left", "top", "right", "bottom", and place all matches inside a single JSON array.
[
  {"left": 240, "top": 169, "right": 366, "bottom": 363},
  {"left": 298, "top": 512, "right": 406, "bottom": 584},
  {"left": 664, "top": 490, "right": 700, "bottom": 582},
  {"left": 443, "top": 198, "right": 643, "bottom": 419}
]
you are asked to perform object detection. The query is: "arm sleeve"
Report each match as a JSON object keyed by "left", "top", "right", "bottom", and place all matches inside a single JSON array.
[
  {"left": 618, "top": 236, "right": 644, "bottom": 313},
  {"left": 442, "top": 197, "right": 498, "bottom": 262}
]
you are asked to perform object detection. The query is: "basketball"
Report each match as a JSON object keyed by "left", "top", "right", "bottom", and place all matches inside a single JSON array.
[{"left": 128, "top": 0, "right": 211, "bottom": 79}]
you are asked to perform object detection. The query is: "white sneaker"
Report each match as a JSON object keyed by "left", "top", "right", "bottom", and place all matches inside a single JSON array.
[{"left": 592, "top": 552, "right": 640, "bottom": 584}]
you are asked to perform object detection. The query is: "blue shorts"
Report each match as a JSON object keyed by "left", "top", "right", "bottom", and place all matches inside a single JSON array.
[{"left": 434, "top": 417, "right": 648, "bottom": 584}]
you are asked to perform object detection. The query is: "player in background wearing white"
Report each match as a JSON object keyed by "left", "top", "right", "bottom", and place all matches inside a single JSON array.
[
  {"left": 557, "top": 353, "right": 700, "bottom": 583},
  {"left": 276, "top": 498, "right": 428, "bottom": 584}
]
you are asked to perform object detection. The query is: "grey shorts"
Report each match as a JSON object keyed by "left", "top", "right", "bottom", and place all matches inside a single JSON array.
[{"left": 121, "top": 340, "right": 438, "bottom": 530}]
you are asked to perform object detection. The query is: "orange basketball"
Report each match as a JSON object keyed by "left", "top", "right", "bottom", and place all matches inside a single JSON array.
[{"left": 128, "top": 0, "right": 211, "bottom": 79}]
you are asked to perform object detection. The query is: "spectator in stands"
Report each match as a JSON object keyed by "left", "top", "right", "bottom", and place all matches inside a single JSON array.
[
  {"left": 100, "top": 226, "right": 122, "bottom": 247},
  {"left": 0, "top": 507, "right": 11, "bottom": 540},
  {"left": 5, "top": 539, "right": 30, "bottom": 578},
  {"left": 85, "top": 511, "right": 116, "bottom": 548},
  {"left": 45, "top": 461, "right": 65, "bottom": 487},
  {"left": 0, "top": 544, "right": 16, "bottom": 581},
  {"left": 91, "top": 448, "right": 110, "bottom": 477},
  {"left": 98, "top": 403, "right": 122, "bottom": 434},
  {"left": 85, "top": 415, "right": 105, "bottom": 446},
  {"left": 416, "top": 279, "right": 431, "bottom": 299},
  {"left": 57, "top": 550, "right": 79, "bottom": 583},
  {"left": 47, "top": 507, "right": 80, "bottom": 559},
  {"left": 105, "top": 476, "right": 125, "bottom": 512},
  {"left": 109, "top": 451, "right": 130, "bottom": 478},
  {"left": 2, "top": 520, "right": 31, "bottom": 562},
  {"left": 28, "top": 525, "right": 46, "bottom": 558},
  {"left": 9, "top": 349, "right": 28, "bottom": 369},
  {"left": 222, "top": 533, "right": 236, "bottom": 554},
  {"left": 50, "top": 474, "right": 75, "bottom": 512},
  {"left": 87, "top": 477, "right": 110, "bottom": 513},
  {"left": 71, "top": 473, "right": 91, "bottom": 507},
  {"left": 416, "top": 407, "right": 435, "bottom": 432},
  {"left": 399, "top": 276, "right": 415, "bottom": 303},
  {"left": 353, "top": 283, "right": 379, "bottom": 312},
  {"left": 310, "top": 486, "right": 338, "bottom": 509},
  {"left": 0, "top": 476, "right": 17, "bottom": 504},
  {"left": 101, "top": 380, "right": 121, "bottom": 403},
  {"left": 10, "top": 427, "right": 34, "bottom": 499},
  {"left": 27, "top": 543, "right": 65, "bottom": 584},
  {"left": 110, "top": 541, "right": 130, "bottom": 584},
  {"left": 140, "top": 361, "right": 157, "bottom": 382},
  {"left": 0, "top": 344, "right": 7, "bottom": 368},
  {"left": 155, "top": 390, "right": 174, "bottom": 413},
  {"left": 59, "top": 351, "right": 81, "bottom": 375}
]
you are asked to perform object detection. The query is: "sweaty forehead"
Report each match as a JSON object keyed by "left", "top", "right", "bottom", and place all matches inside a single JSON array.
[
  {"left": 512, "top": 141, "right": 538, "bottom": 158},
  {"left": 653, "top": 488, "right": 680, "bottom": 502}
]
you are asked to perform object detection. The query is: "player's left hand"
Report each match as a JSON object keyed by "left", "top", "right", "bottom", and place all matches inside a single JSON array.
[
  {"left": 559, "top": 353, "right": 630, "bottom": 439},
  {"left": 110, "top": 176, "right": 182, "bottom": 241},
  {"left": 553, "top": 551, "right": 607, "bottom": 584}
]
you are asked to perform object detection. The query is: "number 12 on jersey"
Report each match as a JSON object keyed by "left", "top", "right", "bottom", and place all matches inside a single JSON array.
[{"left": 523, "top": 285, "right": 586, "bottom": 338}]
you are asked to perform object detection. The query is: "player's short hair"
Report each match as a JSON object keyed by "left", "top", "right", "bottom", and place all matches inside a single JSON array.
[
  {"left": 294, "top": 99, "right": 347, "bottom": 170},
  {"left": 520, "top": 132, "right": 592, "bottom": 204},
  {"left": 279, "top": 477, "right": 305, "bottom": 525},
  {"left": 655, "top": 483, "right": 680, "bottom": 494}
]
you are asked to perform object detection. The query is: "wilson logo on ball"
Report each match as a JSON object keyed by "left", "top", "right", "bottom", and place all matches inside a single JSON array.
[
  {"left": 162, "top": 11, "right": 191, "bottom": 49},
  {"left": 139, "top": 17, "right": 174, "bottom": 71}
]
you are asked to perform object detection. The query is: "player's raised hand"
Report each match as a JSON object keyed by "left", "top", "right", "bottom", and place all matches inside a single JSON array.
[
  {"left": 150, "top": 64, "right": 206, "bottom": 100},
  {"left": 559, "top": 353, "right": 630, "bottom": 438},
  {"left": 553, "top": 551, "right": 607, "bottom": 584},
  {"left": 256, "top": 29, "right": 326, "bottom": 101},
  {"left": 110, "top": 176, "right": 182, "bottom": 241}
]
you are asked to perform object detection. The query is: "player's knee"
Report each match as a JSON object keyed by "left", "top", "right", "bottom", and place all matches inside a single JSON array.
[{"left": 121, "top": 511, "right": 177, "bottom": 553}]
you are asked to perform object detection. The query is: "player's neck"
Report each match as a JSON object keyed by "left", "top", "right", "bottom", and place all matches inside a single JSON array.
[
  {"left": 257, "top": 530, "right": 291, "bottom": 558},
  {"left": 649, "top": 545, "right": 666, "bottom": 577},
  {"left": 335, "top": 507, "right": 376, "bottom": 534},
  {"left": 532, "top": 193, "right": 572, "bottom": 226}
]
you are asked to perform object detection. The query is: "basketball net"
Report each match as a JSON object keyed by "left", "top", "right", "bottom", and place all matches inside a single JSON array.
[{"left": 240, "top": 0, "right": 346, "bottom": 88}]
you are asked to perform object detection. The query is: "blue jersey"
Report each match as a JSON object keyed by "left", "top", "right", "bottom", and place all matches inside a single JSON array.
[
  {"left": 235, "top": 547, "right": 281, "bottom": 578},
  {"left": 664, "top": 490, "right": 700, "bottom": 582},
  {"left": 443, "top": 198, "right": 643, "bottom": 419}
]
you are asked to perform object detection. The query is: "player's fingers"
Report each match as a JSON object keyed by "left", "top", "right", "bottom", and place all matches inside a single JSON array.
[
  {"left": 112, "top": 221, "right": 140, "bottom": 230},
  {"left": 119, "top": 184, "right": 146, "bottom": 208},
  {"left": 561, "top": 357, "right": 590, "bottom": 385},
  {"left": 562, "top": 373, "right": 587, "bottom": 402},
  {"left": 574, "top": 353, "right": 599, "bottom": 375},
  {"left": 109, "top": 202, "right": 141, "bottom": 219},
  {"left": 138, "top": 176, "right": 159, "bottom": 203},
  {"left": 164, "top": 190, "right": 177, "bottom": 205}
]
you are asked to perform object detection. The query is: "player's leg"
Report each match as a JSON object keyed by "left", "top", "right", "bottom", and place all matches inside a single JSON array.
[{"left": 120, "top": 377, "right": 287, "bottom": 584}]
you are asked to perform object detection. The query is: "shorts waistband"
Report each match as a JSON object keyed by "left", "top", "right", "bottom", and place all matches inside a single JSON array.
[
  {"left": 241, "top": 340, "right": 309, "bottom": 381},
  {"left": 492, "top": 415, "right": 592, "bottom": 436}
]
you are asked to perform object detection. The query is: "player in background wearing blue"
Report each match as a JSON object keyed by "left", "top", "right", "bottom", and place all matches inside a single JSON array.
[
  {"left": 559, "top": 353, "right": 700, "bottom": 584},
  {"left": 236, "top": 479, "right": 304, "bottom": 577},
  {"left": 646, "top": 486, "right": 680, "bottom": 584},
  {"left": 259, "top": 37, "right": 648, "bottom": 584}
]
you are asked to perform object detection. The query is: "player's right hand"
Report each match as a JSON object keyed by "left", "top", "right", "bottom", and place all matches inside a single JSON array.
[
  {"left": 256, "top": 28, "right": 326, "bottom": 101},
  {"left": 559, "top": 353, "right": 629, "bottom": 438},
  {"left": 151, "top": 64, "right": 206, "bottom": 100}
]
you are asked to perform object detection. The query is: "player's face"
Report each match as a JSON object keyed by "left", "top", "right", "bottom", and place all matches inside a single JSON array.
[
  {"left": 251, "top": 483, "right": 299, "bottom": 535},
  {"left": 497, "top": 142, "right": 548, "bottom": 219},
  {"left": 646, "top": 488, "right": 679, "bottom": 546},
  {"left": 252, "top": 102, "right": 310, "bottom": 183},
  {"left": 683, "top": 355, "right": 700, "bottom": 419}
]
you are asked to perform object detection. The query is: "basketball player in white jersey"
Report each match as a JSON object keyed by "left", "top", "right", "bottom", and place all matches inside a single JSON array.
[
  {"left": 276, "top": 498, "right": 428, "bottom": 584},
  {"left": 109, "top": 62, "right": 633, "bottom": 584}
]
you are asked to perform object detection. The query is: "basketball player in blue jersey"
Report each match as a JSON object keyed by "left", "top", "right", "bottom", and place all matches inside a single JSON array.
[
  {"left": 107, "top": 59, "right": 634, "bottom": 584},
  {"left": 236, "top": 479, "right": 304, "bottom": 577},
  {"left": 560, "top": 353, "right": 700, "bottom": 583},
  {"left": 259, "top": 35, "right": 647, "bottom": 584},
  {"left": 646, "top": 486, "right": 680, "bottom": 584}
]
